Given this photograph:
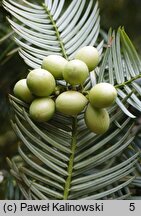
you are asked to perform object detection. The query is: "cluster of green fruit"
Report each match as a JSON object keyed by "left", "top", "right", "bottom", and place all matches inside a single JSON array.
[{"left": 13, "top": 46, "right": 117, "bottom": 134}]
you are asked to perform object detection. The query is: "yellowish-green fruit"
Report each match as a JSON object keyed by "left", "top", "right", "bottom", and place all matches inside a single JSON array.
[
  {"left": 42, "top": 55, "right": 68, "bottom": 79},
  {"left": 55, "top": 91, "right": 88, "bottom": 116},
  {"left": 27, "top": 68, "right": 56, "bottom": 97},
  {"left": 75, "top": 46, "right": 99, "bottom": 71},
  {"left": 13, "top": 79, "right": 34, "bottom": 103},
  {"left": 85, "top": 104, "right": 110, "bottom": 134},
  {"left": 29, "top": 98, "right": 55, "bottom": 122},
  {"left": 89, "top": 83, "right": 117, "bottom": 108},
  {"left": 63, "top": 59, "right": 89, "bottom": 85}
]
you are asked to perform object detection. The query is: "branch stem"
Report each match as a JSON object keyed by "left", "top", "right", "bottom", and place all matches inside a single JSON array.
[
  {"left": 42, "top": 4, "right": 68, "bottom": 60},
  {"left": 115, "top": 74, "right": 141, "bottom": 89},
  {"left": 63, "top": 117, "right": 77, "bottom": 200}
]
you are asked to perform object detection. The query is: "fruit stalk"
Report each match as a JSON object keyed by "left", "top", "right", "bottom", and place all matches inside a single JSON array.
[{"left": 63, "top": 117, "right": 77, "bottom": 200}]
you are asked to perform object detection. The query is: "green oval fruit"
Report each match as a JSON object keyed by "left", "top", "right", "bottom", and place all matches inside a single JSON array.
[
  {"left": 42, "top": 55, "right": 68, "bottom": 79},
  {"left": 89, "top": 83, "right": 117, "bottom": 108},
  {"left": 75, "top": 46, "right": 99, "bottom": 71},
  {"left": 55, "top": 91, "right": 88, "bottom": 116},
  {"left": 29, "top": 98, "right": 55, "bottom": 122},
  {"left": 13, "top": 79, "right": 34, "bottom": 103},
  {"left": 63, "top": 59, "right": 89, "bottom": 85},
  {"left": 27, "top": 68, "right": 56, "bottom": 97},
  {"left": 85, "top": 104, "right": 110, "bottom": 134}
]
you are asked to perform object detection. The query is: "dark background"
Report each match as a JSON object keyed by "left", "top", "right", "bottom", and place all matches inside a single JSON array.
[
  {"left": 99, "top": 0, "right": 141, "bottom": 52},
  {"left": 0, "top": 0, "right": 141, "bottom": 199}
]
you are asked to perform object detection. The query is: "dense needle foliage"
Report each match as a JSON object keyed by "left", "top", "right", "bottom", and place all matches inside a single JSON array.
[{"left": 0, "top": 0, "right": 141, "bottom": 199}]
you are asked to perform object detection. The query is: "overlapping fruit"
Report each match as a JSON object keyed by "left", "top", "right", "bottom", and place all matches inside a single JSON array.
[{"left": 13, "top": 46, "right": 117, "bottom": 134}]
